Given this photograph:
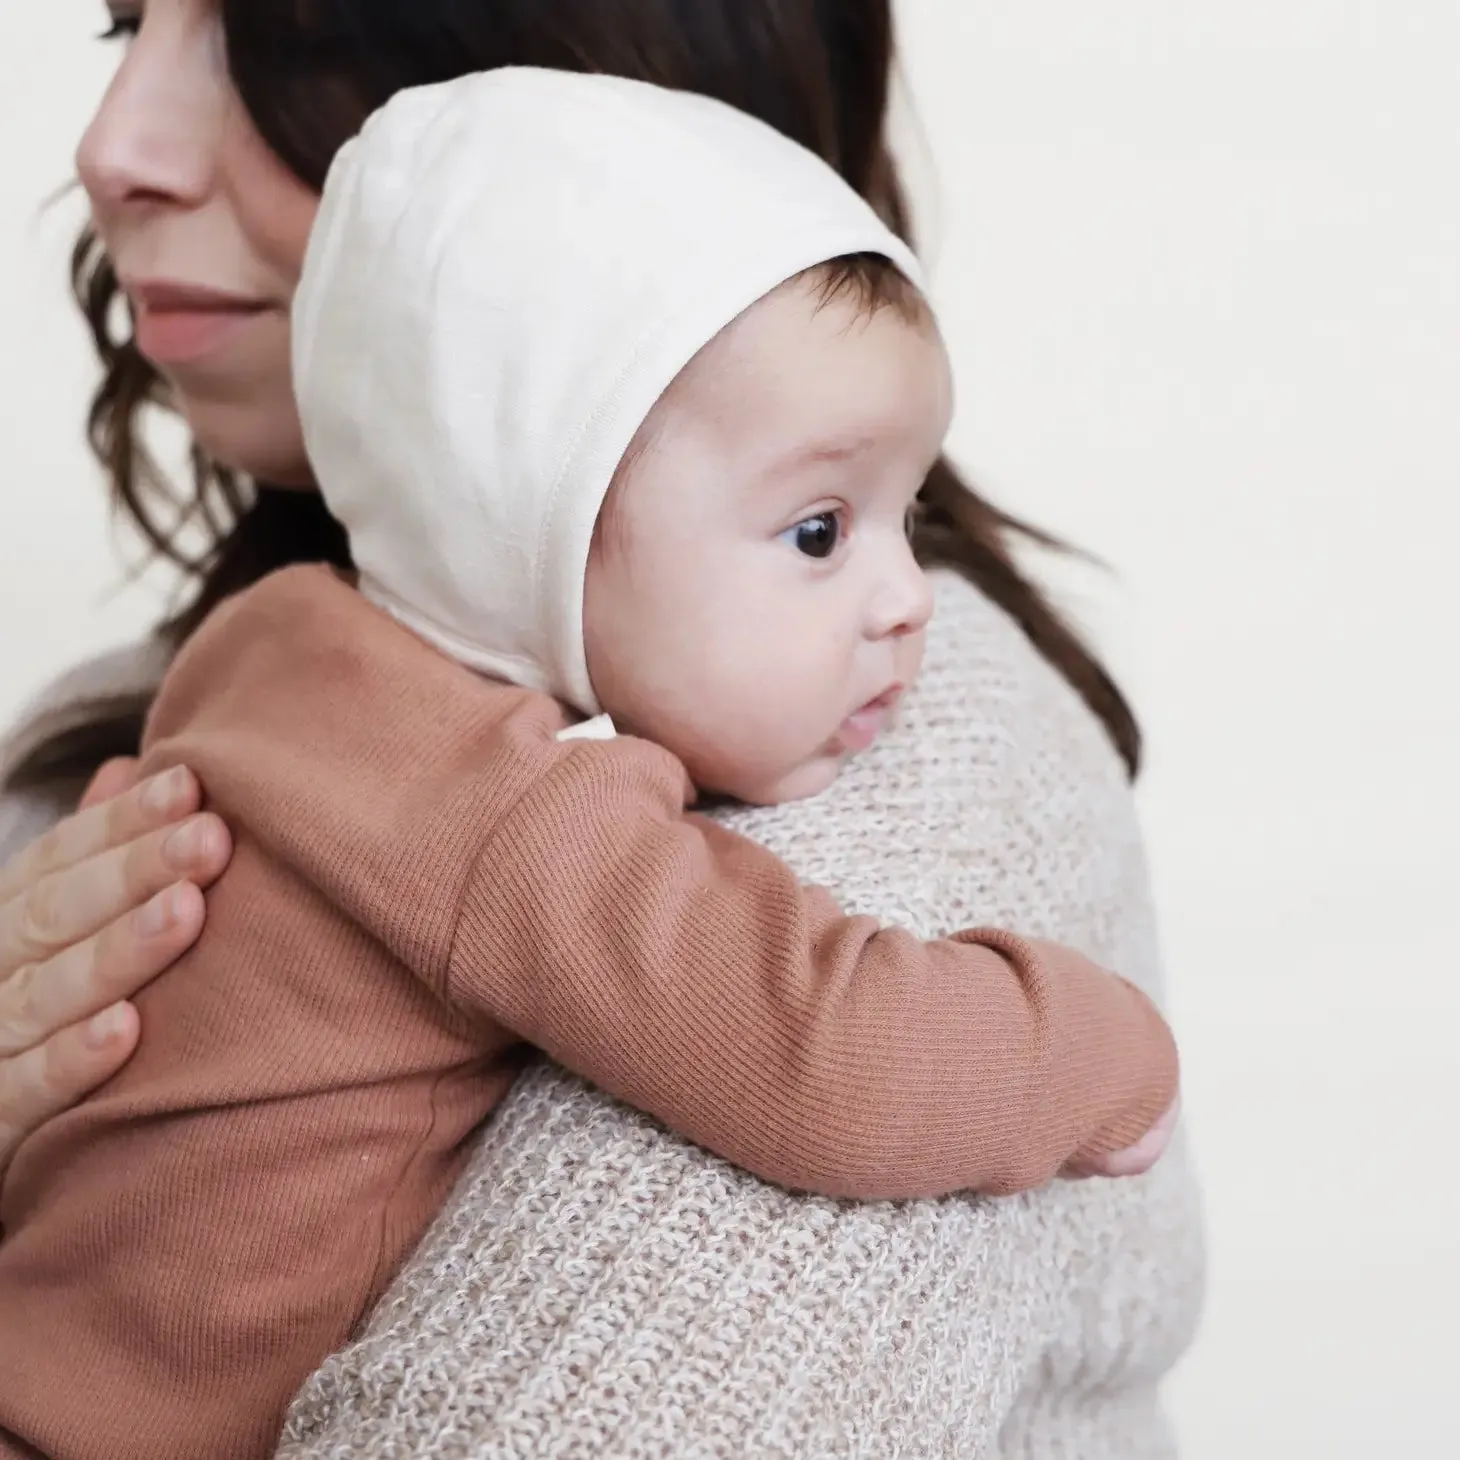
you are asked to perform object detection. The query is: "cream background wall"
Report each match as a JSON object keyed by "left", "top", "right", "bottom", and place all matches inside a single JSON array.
[{"left": 2, "top": 4, "right": 1457, "bottom": 1455}]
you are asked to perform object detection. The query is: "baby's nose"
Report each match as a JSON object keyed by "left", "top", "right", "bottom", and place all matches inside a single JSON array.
[{"left": 869, "top": 552, "right": 934, "bottom": 640}]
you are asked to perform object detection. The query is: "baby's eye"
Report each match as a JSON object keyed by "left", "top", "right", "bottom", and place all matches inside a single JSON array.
[{"left": 779, "top": 512, "right": 841, "bottom": 560}]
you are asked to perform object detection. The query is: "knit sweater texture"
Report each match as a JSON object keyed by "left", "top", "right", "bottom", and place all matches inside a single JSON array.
[{"left": 0, "top": 569, "right": 1204, "bottom": 1459}]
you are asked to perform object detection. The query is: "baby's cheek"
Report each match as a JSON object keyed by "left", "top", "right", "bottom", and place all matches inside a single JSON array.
[
  {"left": 897, "top": 629, "right": 928, "bottom": 690},
  {"left": 723, "top": 751, "right": 842, "bottom": 808},
  {"left": 766, "top": 749, "right": 848, "bottom": 806},
  {"left": 673, "top": 700, "right": 821, "bottom": 805}
]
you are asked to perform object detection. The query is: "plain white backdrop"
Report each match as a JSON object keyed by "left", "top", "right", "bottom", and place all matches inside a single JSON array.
[{"left": 2, "top": 4, "right": 1457, "bottom": 1455}]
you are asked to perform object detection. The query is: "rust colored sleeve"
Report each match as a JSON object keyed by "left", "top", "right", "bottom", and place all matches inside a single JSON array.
[
  {"left": 445, "top": 733, "right": 1178, "bottom": 1199},
  {"left": 133, "top": 564, "right": 1178, "bottom": 1201}
]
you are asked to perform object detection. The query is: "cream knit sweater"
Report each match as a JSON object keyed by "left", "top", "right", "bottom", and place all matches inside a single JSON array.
[{"left": 0, "top": 571, "right": 1204, "bottom": 1458}]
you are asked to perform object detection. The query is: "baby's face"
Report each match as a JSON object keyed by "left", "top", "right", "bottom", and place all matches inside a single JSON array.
[{"left": 583, "top": 275, "right": 952, "bottom": 805}]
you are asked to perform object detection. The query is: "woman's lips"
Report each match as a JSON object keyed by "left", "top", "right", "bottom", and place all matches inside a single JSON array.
[
  {"left": 125, "top": 280, "right": 273, "bottom": 366},
  {"left": 134, "top": 305, "right": 269, "bottom": 364},
  {"left": 835, "top": 685, "right": 904, "bottom": 754}
]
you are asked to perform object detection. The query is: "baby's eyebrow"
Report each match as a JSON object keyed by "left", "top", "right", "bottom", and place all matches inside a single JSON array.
[{"left": 764, "top": 435, "right": 877, "bottom": 478}]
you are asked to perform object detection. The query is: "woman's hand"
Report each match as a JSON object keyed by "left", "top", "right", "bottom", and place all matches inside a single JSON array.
[{"left": 0, "top": 760, "right": 232, "bottom": 1170}]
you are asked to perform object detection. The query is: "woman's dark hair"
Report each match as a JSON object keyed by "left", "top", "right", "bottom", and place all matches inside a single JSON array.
[{"left": 11, "top": 0, "right": 1139, "bottom": 791}]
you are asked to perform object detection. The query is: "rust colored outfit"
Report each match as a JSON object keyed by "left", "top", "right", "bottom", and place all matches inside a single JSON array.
[{"left": 0, "top": 567, "right": 1177, "bottom": 1460}]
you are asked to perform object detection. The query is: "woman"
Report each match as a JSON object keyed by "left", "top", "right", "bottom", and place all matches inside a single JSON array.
[{"left": 0, "top": 0, "right": 1204, "bottom": 1455}]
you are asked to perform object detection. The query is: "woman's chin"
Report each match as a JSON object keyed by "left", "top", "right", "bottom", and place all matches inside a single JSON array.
[{"left": 179, "top": 394, "right": 314, "bottom": 488}]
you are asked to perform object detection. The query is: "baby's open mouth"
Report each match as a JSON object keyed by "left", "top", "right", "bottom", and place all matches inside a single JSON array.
[{"left": 834, "top": 684, "right": 904, "bottom": 754}]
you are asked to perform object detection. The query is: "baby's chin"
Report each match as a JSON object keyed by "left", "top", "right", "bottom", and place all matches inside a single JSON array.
[{"left": 709, "top": 752, "right": 845, "bottom": 809}]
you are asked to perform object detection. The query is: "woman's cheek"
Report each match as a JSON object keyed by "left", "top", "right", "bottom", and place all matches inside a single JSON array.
[{"left": 222, "top": 104, "right": 321, "bottom": 286}]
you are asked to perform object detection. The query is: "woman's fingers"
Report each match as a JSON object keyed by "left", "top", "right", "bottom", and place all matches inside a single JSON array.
[
  {"left": 0, "top": 1003, "right": 140, "bottom": 1169},
  {"left": 0, "top": 811, "right": 231, "bottom": 978},
  {"left": 0, "top": 882, "right": 204, "bottom": 1059},
  {"left": 78, "top": 755, "right": 143, "bottom": 812},
  {"left": 0, "top": 763, "right": 227, "bottom": 1170},
  {"left": 0, "top": 766, "right": 201, "bottom": 907}
]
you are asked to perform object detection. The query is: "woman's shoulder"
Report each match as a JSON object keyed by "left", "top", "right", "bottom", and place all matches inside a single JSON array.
[
  {"left": 919, "top": 567, "right": 1131, "bottom": 802},
  {"left": 0, "top": 568, "right": 344, "bottom": 829},
  {"left": 0, "top": 636, "right": 171, "bottom": 862},
  {"left": 0, "top": 637, "right": 170, "bottom": 786},
  {"left": 917, "top": 569, "right": 1157, "bottom": 970}
]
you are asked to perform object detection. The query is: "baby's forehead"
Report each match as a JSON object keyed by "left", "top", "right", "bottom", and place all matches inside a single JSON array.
[
  {"left": 599, "top": 283, "right": 948, "bottom": 556},
  {"left": 660, "top": 274, "right": 942, "bottom": 438}
]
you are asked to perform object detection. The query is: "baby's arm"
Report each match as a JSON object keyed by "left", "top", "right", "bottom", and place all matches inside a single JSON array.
[
  {"left": 439, "top": 730, "right": 1177, "bottom": 1199},
  {"left": 153, "top": 565, "right": 1175, "bottom": 1201}
]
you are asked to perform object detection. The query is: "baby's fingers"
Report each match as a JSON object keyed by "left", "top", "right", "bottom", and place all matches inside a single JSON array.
[{"left": 1061, "top": 1099, "right": 1180, "bottom": 1181}]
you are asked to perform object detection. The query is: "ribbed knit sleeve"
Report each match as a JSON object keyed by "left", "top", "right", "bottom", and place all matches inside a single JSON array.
[
  {"left": 447, "top": 733, "right": 1177, "bottom": 1198},
  {"left": 136, "top": 562, "right": 1176, "bottom": 1201}
]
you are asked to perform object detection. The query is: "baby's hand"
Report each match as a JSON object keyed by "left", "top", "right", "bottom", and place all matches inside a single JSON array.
[{"left": 1060, "top": 1098, "right": 1180, "bottom": 1181}]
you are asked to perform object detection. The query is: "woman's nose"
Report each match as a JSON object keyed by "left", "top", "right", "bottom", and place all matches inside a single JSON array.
[
  {"left": 867, "top": 542, "right": 935, "bottom": 640},
  {"left": 76, "top": 22, "right": 220, "bottom": 214}
]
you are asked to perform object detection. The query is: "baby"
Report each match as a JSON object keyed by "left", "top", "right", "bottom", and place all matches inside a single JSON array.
[{"left": 0, "top": 71, "right": 1178, "bottom": 1460}]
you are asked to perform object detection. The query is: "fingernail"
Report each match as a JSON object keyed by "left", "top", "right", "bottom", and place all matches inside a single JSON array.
[
  {"left": 143, "top": 768, "right": 187, "bottom": 815},
  {"left": 164, "top": 820, "right": 206, "bottom": 870},
  {"left": 137, "top": 886, "right": 179, "bottom": 937},
  {"left": 86, "top": 1004, "right": 129, "bottom": 1049}
]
